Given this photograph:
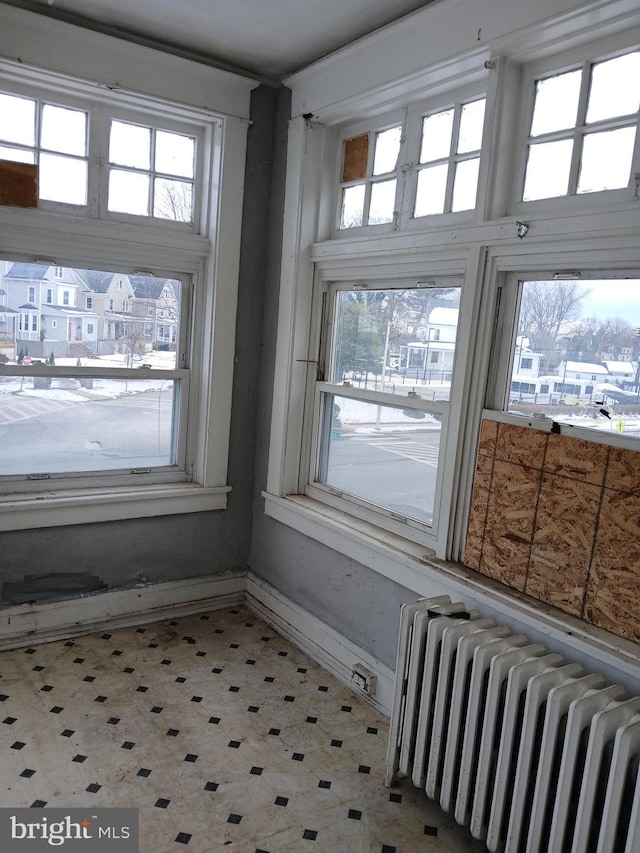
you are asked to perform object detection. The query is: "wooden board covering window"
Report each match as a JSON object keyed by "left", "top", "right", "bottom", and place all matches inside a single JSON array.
[
  {"left": 342, "top": 133, "right": 369, "bottom": 182},
  {"left": 0, "top": 161, "right": 38, "bottom": 208}
]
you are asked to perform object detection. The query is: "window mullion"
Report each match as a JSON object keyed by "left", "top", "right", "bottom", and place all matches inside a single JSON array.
[
  {"left": 444, "top": 104, "right": 463, "bottom": 212},
  {"left": 568, "top": 61, "right": 592, "bottom": 194}
]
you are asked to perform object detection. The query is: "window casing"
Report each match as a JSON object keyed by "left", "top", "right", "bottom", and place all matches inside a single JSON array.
[{"left": 0, "top": 49, "right": 251, "bottom": 530}]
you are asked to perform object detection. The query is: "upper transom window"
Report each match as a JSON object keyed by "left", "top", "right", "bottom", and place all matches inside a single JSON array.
[
  {"left": 414, "top": 97, "right": 485, "bottom": 218},
  {"left": 339, "top": 124, "right": 402, "bottom": 229},
  {"left": 0, "top": 88, "right": 201, "bottom": 226},
  {"left": 336, "top": 93, "right": 487, "bottom": 233},
  {"left": 0, "top": 93, "right": 88, "bottom": 206},
  {"left": 521, "top": 48, "right": 640, "bottom": 202}
]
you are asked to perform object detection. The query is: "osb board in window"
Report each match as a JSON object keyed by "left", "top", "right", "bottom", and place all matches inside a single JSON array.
[
  {"left": 478, "top": 459, "right": 539, "bottom": 590},
  {"left": 495, "top": 421, "right": 546, "bottom": 468},
  {"left": 544, "top": 432, "right": 608, "bottom": 485},
  {"left": 0, "top": 161, "right": 37, "bottom": 208},
  {"left": 586, "top": 487, "right": 640, "bottom": 643},
  {"left": 527, "top": 472, "right": 600, "bottom": 617},
  {"left": 464, "top": 454, "right": 493, "bottom": 569}
]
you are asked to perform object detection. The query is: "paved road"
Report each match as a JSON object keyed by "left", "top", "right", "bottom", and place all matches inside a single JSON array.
[
  {"left": 0, "top": 389, "right": 174, "bottom": 476},
  {"left": 322, "top": 430, "right": 441, "bottom": 525}
]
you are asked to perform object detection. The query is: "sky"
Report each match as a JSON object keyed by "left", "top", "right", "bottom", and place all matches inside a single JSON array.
[{"left": 577, "top": 279, "right": 640, "bottom": 326}]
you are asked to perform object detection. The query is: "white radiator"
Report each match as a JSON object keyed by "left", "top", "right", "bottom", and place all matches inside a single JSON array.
[{"left": 384, "top": 597, "right": 640, "bottom": 853}]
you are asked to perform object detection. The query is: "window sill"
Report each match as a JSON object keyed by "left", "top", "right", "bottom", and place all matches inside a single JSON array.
[
  {"left": 0, "top": 483, "right": 231, "bottom": 531},
  {"left": 262, "top": 491, "right": 640, "bottom": 691}
]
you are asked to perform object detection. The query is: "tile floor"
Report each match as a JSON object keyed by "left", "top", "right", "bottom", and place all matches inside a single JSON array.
[{"left": 0, "top": 605, "right": 485, "bottom": 852}]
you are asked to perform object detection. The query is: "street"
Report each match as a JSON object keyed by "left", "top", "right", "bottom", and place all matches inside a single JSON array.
[
  {"left": 0, "top": 388, "right": 175, "bottom": 475},
  {"left": 322, "top": 429, "right": 441, "bottom": 525}
]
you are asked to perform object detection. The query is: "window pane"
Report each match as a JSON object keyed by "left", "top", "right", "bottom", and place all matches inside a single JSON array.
[
  {"left": 414, "top": 163, "right": 448, "bottom": 216},
  {"left": 331, "top": 287, "right": 459, "bottom": 400},
  {"left": 109, "top": 121, "right": 151, "bottom": 169},
  {"left": 522, "top": 139, "right": 573, "bottom": 201},
  {"left": 508, "top": 278, "right": 640, "bottom": 437},
  {"left": 41, "top": 104, "right": 87, "bottom": 156},
  {"left": 368, "top": 179, "right": 395, "bottom": 224},
  {"left": 451, "top": 157, "right": 480, "bottom": 211},
  {"left": 420, "top": 109, "right": 454, "bottom": 163},
  {"left": 586, "top": 52, "right": 640, "bottom": 123},
  {"left": 155, "top": 130, "right": 195, "bottom": 178},
  {"left": 0, "top": 377, "right": 177, "bottom": 475},
  {"left": 0, "top": 146, "right": 34, "bottom": 163},
  {"left": 457, "top": 99, "right": 485, "bottom": 153},
  {"left": 340, "top": 184, "right": 365, "bottom": 228},
  {"left": 530, "top": 70, "right": 582, "bottom": 136},
  {"left": 0, "top": 93, "right": 35, "bottom": 146},
  {"left": 39, "top": 153, "right": 87, "bottom": 205},
  {"left": 373, "top": 126, "right": 401, "bottom": 175},
  {"left": 319, "top": 394, "right": 440, "bottom": 526},
  {"left": 108, "top": 169, "right": 150, "bottom": 215},
  {"left": 578, "top": 127, "right": 636, "bottom": 193},
  {"left": 154, "top": 178, "right": 194, "bottom": 221}
]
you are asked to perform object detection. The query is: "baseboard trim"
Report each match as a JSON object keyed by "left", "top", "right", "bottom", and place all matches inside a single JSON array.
[
  {"left": 0, "top": 569, "right": 396, "bottom": 717},
  {"left": 246, "top": 571, "right": 394, "bottom": 717},
  {"left": 0, "top": 571, "right": 247, "bottom": 650}
]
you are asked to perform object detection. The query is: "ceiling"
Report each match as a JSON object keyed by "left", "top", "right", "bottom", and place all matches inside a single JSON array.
[{"left": 2, "top": 0, "right": 436, "bottom": 81}]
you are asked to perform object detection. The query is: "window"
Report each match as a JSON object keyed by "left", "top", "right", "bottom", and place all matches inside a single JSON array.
[
  {"left": 306, "top": 280, "right": 461, "bottom": 539},
  {"left": 0, "top": 88, "right": 201, "bottom": 226},
  {"left": 1, "top": 261, "right": 186, "bottom": 476},
  {"left": 46, "top": 288, "right": 53, "bottom": 303},
  {"left": 494, "top": 274, "right": 640, "bottom": 437},
  {"left": 123, "top": 300, "right": 130, "bottom": 312},
  {"left": 109, "top": 299, "right": 114, "bottom": 311},
  {"left": 0, "top": 39, "right": 253, "bottom": 530},
  {"left": 520, "top": 48, "right": 640, "bottom": 202},
  {"left": 414, "top": 97, "right": 486, "bottom": 217},
  {"left": 0, "top": 94, "right": 88, "bottom": 206},
  {"left": 108, "top": 121, "right": 196, "bottom": 222},
  {"left": 85, "top": 297, "right": 93, "bottom": 309},
  {"left": 28, "top": 286, "right": 35, "bottom": 302},
  {"left": 336, "top": 94, "right": 487, "bottom": 233},
  {"left": 339, "top": 124, "right": 402, "bottom": 228}
]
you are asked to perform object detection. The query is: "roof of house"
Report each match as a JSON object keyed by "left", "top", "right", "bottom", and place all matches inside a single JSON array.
[
  {"left": 428, "top": 307, "right": 459, "bottom": 326},
  {"left": 604, "top": 361, "right": 635, "bottom": 374},
  {"left": 130, "top": 276, "right": 171, "bottom": 299},
  {"left": 564, "top": 361, "right": 608, "bottom": 374},
  {"left": 76, "top": 270, "right": 117, "bottom": 293},
  {"left": 6, "top": 263, "right": 50, "bottom": 281}
]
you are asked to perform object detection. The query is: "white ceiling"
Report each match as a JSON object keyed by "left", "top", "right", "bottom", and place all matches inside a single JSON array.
[{"left": 3, "top": 0, "right": 437, "bottom": 81}]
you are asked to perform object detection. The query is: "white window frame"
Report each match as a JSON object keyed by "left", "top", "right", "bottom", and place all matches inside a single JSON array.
[
  {"left": 510, "top": 34, "right": 640, "bottom": 216},
  {"left": 332, "top": 83, "right": 489, "bottom": 239},
  {"left": 0, "top": 16, "right": 253, "bottom": 531}
]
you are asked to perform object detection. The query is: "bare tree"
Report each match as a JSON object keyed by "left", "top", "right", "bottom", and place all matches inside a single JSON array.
[
  {"left": 519, "top": 280, "right": 589, "bottom": 370},
  {"left": 154, "top": 181, "right": 193, "bottom": 223}
]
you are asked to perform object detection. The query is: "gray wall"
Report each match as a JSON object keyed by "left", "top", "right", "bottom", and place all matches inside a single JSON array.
[
  {"left": 246, "top": 86, "right": 417, "bottom": 671},
  {"left": 0, "top": 85, "right": 281, "bottom": 599}
]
